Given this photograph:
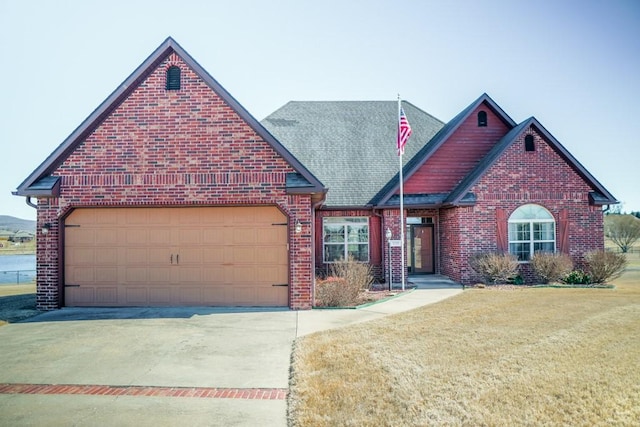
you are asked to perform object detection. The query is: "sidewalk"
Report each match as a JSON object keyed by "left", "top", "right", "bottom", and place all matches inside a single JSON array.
[{"left": 296, "top": 275, "right": 462, "bottom": 336}]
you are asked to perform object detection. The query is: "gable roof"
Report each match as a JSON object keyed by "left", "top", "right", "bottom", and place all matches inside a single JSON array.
[
  {"left": 445, "top": 116, "right": 618, "bottom": 206},
  {"left": 14, "top": 37, "right": 325, "bottom": 199},
  {"left": 262, "top": 101, "right": 444, "bottom": 206},
  {"left": 373, "top": 93, "right": 517, "bottom": 206}
]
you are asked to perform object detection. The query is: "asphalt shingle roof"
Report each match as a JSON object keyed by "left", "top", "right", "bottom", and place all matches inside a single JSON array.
[{"left": 262, "top": 101, "right": 444, "bottom": 206}]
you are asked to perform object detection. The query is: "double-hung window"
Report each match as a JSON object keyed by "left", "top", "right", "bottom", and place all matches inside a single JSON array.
[
  {"left": 508, "top": 204, "right": 555, "bottom": 261},
  {"left": 323, "top": 217, "right": 369, "bottom": 262}
]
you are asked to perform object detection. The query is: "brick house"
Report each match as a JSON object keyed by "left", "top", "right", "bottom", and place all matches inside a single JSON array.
[
  {"left": 15, "top": 38, "right": 616, "bottom": 310},
  {"left": 263, "top": 95, "right": 617, "bottom": 285}
]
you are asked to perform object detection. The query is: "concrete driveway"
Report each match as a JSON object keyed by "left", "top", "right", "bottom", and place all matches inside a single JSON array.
[
  {"left": 0, "top": 307, "right": 297, "bottom": 426},
  {"left": 0, "top": 280, "right": 462, "bottom": 426}
]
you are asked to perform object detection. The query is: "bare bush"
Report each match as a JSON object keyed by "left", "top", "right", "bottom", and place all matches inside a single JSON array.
[
  {"left": 530, "top": 252, "right": 574, "bottom": 284},
  {"left": 315, "top": 277, "right": 355, "bottom": 307},
  {"left": 469, "top": 253, "right": 519, "bottom": 285},
  {"left": 315, "top": 257, "right": 374, "bottom": 307},
  {"left": 330, "top": 256, "right": 374, "bottom": 291},
  {"left": 585, "top": 251, "right": 627, "bottom": 284}
]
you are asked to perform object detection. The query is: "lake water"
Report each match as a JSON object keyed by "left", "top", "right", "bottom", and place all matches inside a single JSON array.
[{"left": 0, "top": 254, "right": 36, "bottom": 284}]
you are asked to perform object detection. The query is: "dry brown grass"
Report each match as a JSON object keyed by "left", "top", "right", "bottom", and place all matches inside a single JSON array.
[
  {"left": 0, "top": 283, "right": 36, "bottom": 297},
  {"left": 289, "top": 254, "right": 640, "bottom": 426}
]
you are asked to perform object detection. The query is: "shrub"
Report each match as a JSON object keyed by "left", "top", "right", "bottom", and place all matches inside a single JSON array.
[
  {"left": 584, "top": 250, "right": 627, "bottom": 284},
  {"left": 315, "top": 277, "right": 356, "bottom": 307},
  {"left": 563, "top": 270, "right": 592, "bottom": 285},
  {"left": 330, "top": 256, "right": 374, "bottom": 291},
  {"left": 530, "top": 252, "right": 573, "bottom": 284},
  {"left": 469, "top": 252, "right": 519, "bottom": 285},
  {"left": 315, "top": 256, "right": 374, "bottom": 307}
]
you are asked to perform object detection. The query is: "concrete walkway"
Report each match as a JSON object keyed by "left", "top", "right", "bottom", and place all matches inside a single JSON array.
[{"left": 0, "top": 276, "right": 462, "bottom": 426}]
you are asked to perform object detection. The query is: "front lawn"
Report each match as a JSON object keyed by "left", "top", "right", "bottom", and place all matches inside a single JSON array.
[{"left": 288, "top": 254, "right": 640, "bottom": 426}]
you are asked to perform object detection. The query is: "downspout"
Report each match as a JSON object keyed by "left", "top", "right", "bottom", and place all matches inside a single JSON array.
[
  {"left": 25, "top": 196, "right": 37, "bottom": 209},
  {"left": 311, "top": 195, "right": 327, "bottom": 306}
]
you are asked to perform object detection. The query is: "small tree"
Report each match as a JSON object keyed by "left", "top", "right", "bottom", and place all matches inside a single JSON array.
[{"left": 605, "top": 214, "right": 640, "bottom": 253}]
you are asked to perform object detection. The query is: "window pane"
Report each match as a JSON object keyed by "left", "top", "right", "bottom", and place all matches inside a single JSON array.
[
  {"left": 509, "top": 223, "right": 530, "bottom": 241},
  {"left": 533, "top": 222, "right": 555, "bottom": 241},
  {"left": 510, "top": 204, "right": 553, "bottom": 220},
  {"left": 347, "top": 244, "right": 369, "bottom": 262},
  {"left": 324, "top": 244, "right": 344, "bottom": 262},
  {"left": 347, "top": 224, "right": 368, "bottom": 243},
  {"left": 534, "top": 242, "right": 555, "bottom": 253},
  {"left": 509, "top": 242, "right": 530, "bottom": 261},
  {"left": 323, "top": 224, "right": 344, "bottom": 243}
]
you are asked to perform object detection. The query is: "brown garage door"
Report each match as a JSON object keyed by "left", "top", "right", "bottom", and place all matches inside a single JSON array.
[{"left": 64, "top": 207, "right": 289, "bottom": 307}]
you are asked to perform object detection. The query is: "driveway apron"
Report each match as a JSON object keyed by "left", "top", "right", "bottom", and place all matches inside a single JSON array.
[{"left": 0, "top": 307, "right": 297, "bottom": 426}]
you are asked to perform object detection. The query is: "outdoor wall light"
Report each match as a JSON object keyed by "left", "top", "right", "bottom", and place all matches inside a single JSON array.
[
  {"left": 295, "top": 220, "right": 302, "bottom": 234},
  {"left": 41, "top": 223, "right": 52, "bottom": 235},
  {"left": 385, "top": 228, "right": 392, "bottom": 240}
]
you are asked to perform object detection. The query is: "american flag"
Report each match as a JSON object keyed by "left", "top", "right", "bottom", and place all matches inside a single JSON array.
[{"left": 397, "top": 106, "right": 412, "bottom": 156}]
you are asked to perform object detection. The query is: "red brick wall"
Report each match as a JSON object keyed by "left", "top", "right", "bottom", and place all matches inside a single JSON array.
[
  {"left": 404, "top": 103, "right": 511, "bottom": 194},
  {"left": 35, "top": 53, "right": 314, "bottom": 310},
  {"left": 442, "top": 127, "right": 605, "bottom": 285}
]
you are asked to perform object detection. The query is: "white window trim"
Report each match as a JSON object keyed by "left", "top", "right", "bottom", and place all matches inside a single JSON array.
[
  {"left": 508, "top": 205, "right": 556, "bottom": 262},
  {"left": 322, "top": 217, "right": 370, "bottom": 263}
]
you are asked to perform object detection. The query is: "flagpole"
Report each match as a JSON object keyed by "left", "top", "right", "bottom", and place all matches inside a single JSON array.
[{"left": 398, "top": 95, "right": 406, "bottom": 291}]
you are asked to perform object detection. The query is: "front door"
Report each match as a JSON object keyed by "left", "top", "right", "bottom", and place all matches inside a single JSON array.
[{"left": 411, "top": 225, "right": 434, "bottom": 274}]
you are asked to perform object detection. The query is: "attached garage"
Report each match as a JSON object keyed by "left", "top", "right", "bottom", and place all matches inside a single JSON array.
[{"left": 64, "top": 206, "right": 289, "bottom": 307}]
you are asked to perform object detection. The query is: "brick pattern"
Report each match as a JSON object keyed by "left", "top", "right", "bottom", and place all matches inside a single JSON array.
[
  {"left": 0, "top": 383, "right": 286, "bottom": 400},
  {"left": 35, "top": 53, "right": 314, "bottom": 310},
  {"left": 440, "top": 127, "right": 605, "bottom": 285}
]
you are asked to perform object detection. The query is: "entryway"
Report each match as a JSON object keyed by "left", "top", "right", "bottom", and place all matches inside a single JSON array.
[{"left": 408, "top": 223, "right": 435, "bottom": 274}]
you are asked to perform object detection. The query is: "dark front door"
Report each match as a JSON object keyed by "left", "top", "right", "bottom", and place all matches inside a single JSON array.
[{"left": 411, "top": 225, "right": 434, "bottom": 274}]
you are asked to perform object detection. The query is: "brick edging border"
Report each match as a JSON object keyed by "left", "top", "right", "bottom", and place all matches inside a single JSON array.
[{"left": 0, "top": 383, "right": 287, "bottom": 400}]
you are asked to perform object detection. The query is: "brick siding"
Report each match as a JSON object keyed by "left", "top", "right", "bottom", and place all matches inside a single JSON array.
[
  {"left": 35, "top": 53, "right": 314, "bottom": 310},
  {"left": 441, "top": 127, "right": 604, "bottom": 285}
]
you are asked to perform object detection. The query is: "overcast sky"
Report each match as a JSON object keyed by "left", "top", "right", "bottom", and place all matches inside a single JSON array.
[{"left": 1, "top": 0, "right": 638, "bottom": 220}]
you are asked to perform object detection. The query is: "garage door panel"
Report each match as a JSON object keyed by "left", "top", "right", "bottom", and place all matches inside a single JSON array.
[
  {"left": 95, "top": 267, "right": 118, "bottom": 283},
  {"left": 148, "top": 267, "right": 172, "bottom": 284},
  {"left": 95, "top": 287, "right": 118, "bottom": 304},
  {"left": 233, "top": 286, "right": 257, "bottom": 305},
  {"left": 68, "top": 248, "right": 95, "bottom": 265},
  {"left": 66, "top": 287, "right": 95, "bottom": 305},
  {"left": 69, "top": 266, "right": 95, "bottom": 283},
  {"left": 126, "top": 230, "right": 149, "bottom": 244},
  {"left": 233, "top": 229, "right": 256, "bottom": 245},
  {"left": 125, "top": 267, "right": 148, "bottom": 283},
  {"left": 149, "top": 229, "right": 171, "bottom": 244},
  {"left": 65, "top": 206, "right": 289, "bottom": 307},
  {"left": 176, "top": 248, "right": 202, "bottom": 264},
  {"left": 95, "top": 248, "right": 118, "bottom": 265},
  {"left": 149, "top": 287, "right": 172, "bottom": 304},
  {"left": 125, "top": 287, "right": 149, "bottom": 304},
  {"left": 66, "top": 228, "right": 95, "bottom": 246},
  {"left": 257, "top": 228, "right": 285, "bottom": 244},
  {"left": 179, "top": 287, "right": 202, "bottom": 304},
  {"left": 178, "top": 228, "right": 202, "bottom": 245}
]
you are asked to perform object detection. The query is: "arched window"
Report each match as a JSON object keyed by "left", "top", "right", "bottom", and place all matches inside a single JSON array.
[
  {"left": 477, "top": 111, "right": 487, "bottom": 127},
  {"left": 525, "top": 134, "right": 535, "bottom": 151},
  {"left": 166, "top": 66, "right": 181, "bottom": 90},
  {"left": 508, "top": 204, "right": 555, "bottom": 261}
]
